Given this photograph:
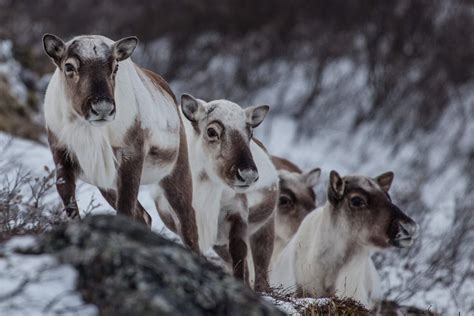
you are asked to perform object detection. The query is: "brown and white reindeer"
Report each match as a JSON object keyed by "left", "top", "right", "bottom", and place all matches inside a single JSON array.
[
  {"left": 42, "top": 34, "right": 199, "bottom": 251},
  {"left": 248, "top": 156, "right": 320, "bottom": 291},
  {"left": 270, "top": 170, "right": 419, "bottom": 309},
  {"left": 153, "top": 93, "right": 278, "bottom": 285},
  {"left": 270, "top": 156, "right": 321, "bottom": 261}
]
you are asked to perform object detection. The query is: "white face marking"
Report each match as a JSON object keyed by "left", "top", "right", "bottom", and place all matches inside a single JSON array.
[
  {"left": 66, "top": 36, "right": 112, "bottom": 60},
  {"left": 204, "top": 100, "right": 247, "bottom": 133}
]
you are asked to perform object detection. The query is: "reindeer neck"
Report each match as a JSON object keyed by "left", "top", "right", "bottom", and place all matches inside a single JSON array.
[{"left": 316, "top": 203, "right": 368, "bottom": 281}]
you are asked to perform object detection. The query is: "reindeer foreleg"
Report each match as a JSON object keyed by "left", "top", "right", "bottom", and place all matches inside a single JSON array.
[{"left": 48, "top": 130, "right": 80, "bottom": 219}]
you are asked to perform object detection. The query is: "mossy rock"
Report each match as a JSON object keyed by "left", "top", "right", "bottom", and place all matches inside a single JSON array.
[{"left": 21, "top": 215, "right": 285, "bottom": 316}]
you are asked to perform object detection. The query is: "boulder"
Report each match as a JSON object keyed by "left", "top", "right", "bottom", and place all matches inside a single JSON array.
[{"left": 22, "top": 215, "right": 284, "bottom": 316}]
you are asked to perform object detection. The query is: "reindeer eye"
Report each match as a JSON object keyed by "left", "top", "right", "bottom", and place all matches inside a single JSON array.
[
  {"left": 279, "top": 196, "right": 293, "bottom": 207},
  {"left": 350, "top": 196, "right": 366, "bottom": 208},
  {"left": 207, "top": 127, "right": 219, "bottom": 140},
  {"left": 64, "top": 63, "right": 75, "bottom": 73}
]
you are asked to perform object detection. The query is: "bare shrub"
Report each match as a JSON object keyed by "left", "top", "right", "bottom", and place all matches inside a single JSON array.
[{"left": 0, "top": 166, "right": 64, "bottom": 241}]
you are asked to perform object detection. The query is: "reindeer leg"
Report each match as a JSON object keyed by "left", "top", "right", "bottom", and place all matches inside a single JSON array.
[
  {"left": 116, "top": 154, "right": 146, "bottom": 225},
  {"left": 250, "top": 217, "right": 274, "bottom": 292},
  {"left": 114, "top": 121, "right": 150, "bottom": 226},
  {"left": 160, "top": 174, "right": 199, "bottom": 252},
  {"left": 228, "top": 214, "right": 248, "bottom": 281},
  {"left": 48, "top": 130, "right": 80, "bottom": 219},
  {"left": 99, "top": 189, "right": 151, "bottom": 227},
  {"left": 99, "top": 189, "right": 116, "bottom": 208},
  {"left": 153, "top": 192, "right": 178, "bottom": 234},
  {"left": 213, "top": 244, "right": 232, "bottom": 265},
  {"left": 135, "top": 201, "right": 152, "bottom": 227},
  {"left": 159, "top": 127, "right": 199, "bottom": 252}
]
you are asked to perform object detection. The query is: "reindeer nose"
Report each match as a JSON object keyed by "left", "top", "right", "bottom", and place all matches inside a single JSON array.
[
  {"left": 399, "top": 221, "right": 419, "bottom": 239},
  {"left": 89, "top": 97, "right": 116, "bottom": 122},
  {"left": 236, "top": 168, "right": 259, "bottom": 185},
  {"left": 393, "top": 220, "right": 418, "bottom": 248}
]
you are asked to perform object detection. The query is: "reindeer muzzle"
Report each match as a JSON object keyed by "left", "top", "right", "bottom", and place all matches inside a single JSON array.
[
  {"left": 88, "top": 97, "right": 116, "bottom": 125},
  {"left": 392, "top": 220, "right": 419, "bottom": 248},
  {"left": 233, "top": 167, "right": 259, "bottom": 190}
]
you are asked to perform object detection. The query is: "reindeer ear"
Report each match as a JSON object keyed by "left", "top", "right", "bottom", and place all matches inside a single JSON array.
[
  {"left": 328, "top": 170, "right": 344, "bottom": 200},
  {"left": 43, "top": 34, "right": 65, "bottom": 66},
  {"left": 113, "top": 36, "right": 138, "bottom": 61},
  {"left": 303, "top": 168, "right": 321, "bottom": 188},
  {"left": 245, "top": 105, "right": 269, "bottom": 128},
  {"left": 375, "top": 171, "right": 394, "bottom": 192},
  {"left": 181, "top": 94, "right": 205, "bottom": 122}
]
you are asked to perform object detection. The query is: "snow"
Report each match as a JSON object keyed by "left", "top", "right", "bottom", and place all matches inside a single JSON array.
[
  {"left": 0, "top": 132, "right": 180, "bottom": 315},
  {"left": 1, "top": 34, "right": 472, "bottom": 313},
  {"left": 0, "top": 237, "right": 98, "bottom": 316},
  {"left": 1, "top": 101, "right": 471, "bottom": 314},
  {"left": 0, "top": 132, "right": 175, "bottom": 238},
  {"left": 262, "top": 295, "right": 331, "bottom": 315}
]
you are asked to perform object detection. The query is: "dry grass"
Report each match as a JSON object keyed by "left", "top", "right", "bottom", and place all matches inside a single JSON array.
[
  {"left": 301, "top": 297, "right": 369, "bottom": 316},
  {"left": 265, "top": 286, "right": 370, "bottom": 316}
]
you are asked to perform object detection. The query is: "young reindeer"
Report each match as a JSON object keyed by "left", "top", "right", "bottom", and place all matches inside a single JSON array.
[
  {"left": 271, "top": 156, "right": 321, "bottom": 260},
  {"left": 154, "top": 94, "right": 278, "bottom": 283},
  {"left": 248, "top": 156, "right": 320, "bottom": 291},
  {"left": 270, "top": 170, "right": 419, "bottom": 309},
  {"left": 42, "top": 34, "right": 199, "bottom": 251}
]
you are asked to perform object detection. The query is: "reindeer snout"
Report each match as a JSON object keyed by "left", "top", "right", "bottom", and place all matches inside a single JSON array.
[
  {"left": 236, "top": 167, "right": 259, "bottom": 186},
  {"left": 399, "top": 221, "right": 419, "bottom": 238},
  {"left": 90, "top": 98, "right": 115, "bottom": 119},
  {"left": 88, "top": 97, "right": 116, "bottom": 124},
  {"left": 393, "top": 220, "right": 419, "bottom": 248}
]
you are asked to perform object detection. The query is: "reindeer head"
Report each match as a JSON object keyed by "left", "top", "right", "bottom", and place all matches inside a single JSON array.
[
  {"left": 43, "top": 34, "right": 138, "bottom": 126},
  {"left": 328, "top": 170, "right": 418, "bottom": 248},
  {"left": 275, "top": 166, "right": 321, "bottom": 241},
  {"left": 181, "top": 94, "right": 269, "bottom": 192}
]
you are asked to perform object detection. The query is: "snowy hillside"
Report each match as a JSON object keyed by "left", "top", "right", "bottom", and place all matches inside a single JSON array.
[{"left": 0, "top": 1, "right": 473, "bottom": 314}]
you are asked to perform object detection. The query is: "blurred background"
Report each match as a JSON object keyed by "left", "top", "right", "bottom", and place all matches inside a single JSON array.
[{"left": 0, "top": 0, "right": 473, "bottom": 313}]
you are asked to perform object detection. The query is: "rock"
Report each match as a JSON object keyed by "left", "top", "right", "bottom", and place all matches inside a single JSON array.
[{"left": 22, "top": 215, "right": 283, "bottom": 316}]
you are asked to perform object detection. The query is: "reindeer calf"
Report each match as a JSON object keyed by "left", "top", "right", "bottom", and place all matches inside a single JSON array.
[
  {"left": 271, "top": 156, "right": 321, "bottom": 260},
  {"left": 153, "top": 94, "right": 278, "bottom": 283},
  {"left": 270, "top": 170, "right": 418, "bottom": 308}
]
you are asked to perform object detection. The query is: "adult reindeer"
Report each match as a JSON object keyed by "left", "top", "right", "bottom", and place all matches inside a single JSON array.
[
  {"left": 270, "top": 170, "right": 418, "bottom": 308},
  {"left": 42, "top": 34, "right": 199, "bottom": 252}
]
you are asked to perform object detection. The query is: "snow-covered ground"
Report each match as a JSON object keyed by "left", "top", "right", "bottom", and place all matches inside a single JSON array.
[
  {"left": 0, "top": 132, "right": 176, "bottom": 239},
  {"left": 1, "top": 37, "right": 472, "bottom": 314}
]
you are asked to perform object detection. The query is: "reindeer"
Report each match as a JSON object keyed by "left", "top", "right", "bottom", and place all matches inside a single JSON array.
[
  {"left": 270, "top": 170, "right": 419, "bottom": 308},
  {"left": 42, "top": 34, "right": 199, "bottom": 252},
  {"left": 153, "top": 94, "right": 278, "bottom": 284},
  {"left": 248, "top": 156, "right": 320, "bottom": 291},
  {"left": 271, "top": 156, "right": 321, "bottom": 260}
]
